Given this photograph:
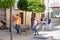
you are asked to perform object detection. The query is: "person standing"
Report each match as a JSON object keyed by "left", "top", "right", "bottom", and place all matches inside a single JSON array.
[
  {"left": 48, "top": 18, "right": 51, "bottom": 30},
  {"left": 15, "top": 14, "right": 21, "bottom": 34}
]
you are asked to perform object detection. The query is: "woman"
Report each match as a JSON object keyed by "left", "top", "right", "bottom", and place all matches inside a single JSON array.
[{"left": 33, "top": 19, "right": 39, "bottom": 35}]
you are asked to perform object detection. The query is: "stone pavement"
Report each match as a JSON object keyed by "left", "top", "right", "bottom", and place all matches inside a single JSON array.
[
  {"left": 24, "top": 22, "right": 60, "bottom": 40},
  {"left": 0, "top": 22, "right": 60, "bottom": 40},
  {"left": 0, "top": 29, "right": 33, "bottom": 40}
]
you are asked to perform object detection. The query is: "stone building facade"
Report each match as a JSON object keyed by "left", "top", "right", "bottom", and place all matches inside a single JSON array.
[
  {"left": 0, "top": 0, "right": 60, "bottom": 28},
  {"left": 6, "top": 8, "right": 45, "bottom": 28}
]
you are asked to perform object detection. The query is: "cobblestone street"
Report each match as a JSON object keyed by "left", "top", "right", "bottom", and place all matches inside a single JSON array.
[{"left": 0, "top": 22, "right": 60, "bottom": 40}]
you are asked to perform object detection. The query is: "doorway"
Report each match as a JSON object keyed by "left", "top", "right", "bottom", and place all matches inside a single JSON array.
[
  {"left": 41, "top": 13, "right": 45, "bottom": 18},
  {"left": 19, "top": 12, "right": 23, "bottom": 24}
]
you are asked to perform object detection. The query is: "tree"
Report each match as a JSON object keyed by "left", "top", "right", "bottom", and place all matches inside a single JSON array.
[
  {"left": 17, "top": 0, "right": 45, "bottom": 13},
  {"left": 27, "top": 0, "right": 45, "bottom": 13},
  {"left": 17, "top": 0, "right": 28, "bottom": 10},
  {"left": 0, "top": 0, "right": 15, "bottom": 8},
  {"left": 17, "top": 0, "right": 46, "bottom": 27}
]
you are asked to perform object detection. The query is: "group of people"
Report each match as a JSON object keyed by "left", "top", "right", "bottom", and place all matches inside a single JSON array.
[
  {"left": 33, "top": 17, "right": 51, "bottom": 35},
  {"left": 12, "top": 14, "right": 52, "bottom": 35}
]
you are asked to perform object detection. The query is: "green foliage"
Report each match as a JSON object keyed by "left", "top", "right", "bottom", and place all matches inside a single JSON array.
[
  {"left": 0, "top": 0, "right": 15, "bottom": 8},
  {"left": 27, "top": 0, "right": 46, "bottom": 13},
  {"left": 17, "top": 0, "right": 28, "bottom": 11},
  {"left": 17, "top": 0, "right": 46, "bottom": 13}
]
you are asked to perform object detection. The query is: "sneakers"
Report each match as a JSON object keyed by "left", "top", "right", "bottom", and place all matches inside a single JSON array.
[{"left": 34, "top": 32, "right": 39, "bottom": 35}]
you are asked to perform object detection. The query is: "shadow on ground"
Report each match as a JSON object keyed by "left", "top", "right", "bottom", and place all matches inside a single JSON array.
[{"left": 53, "top": 22, "right": 60, "bottom": 26}]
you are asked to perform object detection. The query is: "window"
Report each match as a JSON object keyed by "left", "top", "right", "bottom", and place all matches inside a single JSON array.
[
  {"left": 0, "top": 8, "right": 6, "bottom": 20},
  {"left": 51, "top": 10, "right": 60, "bottom": 18}
]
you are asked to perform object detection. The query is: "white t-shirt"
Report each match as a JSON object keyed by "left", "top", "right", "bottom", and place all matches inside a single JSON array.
[
  {"left": 42, "top": 20, "right": 46, "bottom": 25},
  {"left": 34, "top": 20, "right": 38, "bottom": 26}
]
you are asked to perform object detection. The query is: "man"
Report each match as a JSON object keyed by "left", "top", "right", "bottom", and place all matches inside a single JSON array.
[
  {"left": 48, "top": 18, "right": 51, "bottom": 30},
  {"left": 15, "top": 14, "right": 21, "bottom": 34},
  {"left": 41, "top": 18, "right": 46, "bottom": 31}
]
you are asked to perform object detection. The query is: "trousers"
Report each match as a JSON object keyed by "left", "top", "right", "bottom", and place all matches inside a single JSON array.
[{"left": 15, "top": 24, "right": 20, "bottom": 34}]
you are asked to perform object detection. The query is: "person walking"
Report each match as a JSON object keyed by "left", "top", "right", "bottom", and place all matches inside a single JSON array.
[
  {"left": 33, "top": 18, "right": 39, "bottom": 35},
  {"left": 41, "top": 18, "right": 46, "bottom": 31},
  {"left": 34, "top": 23, "right": 40, "bottom": 35},
  {"left": 15, "top": 14, "right": 21, "bottom": 34}
]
